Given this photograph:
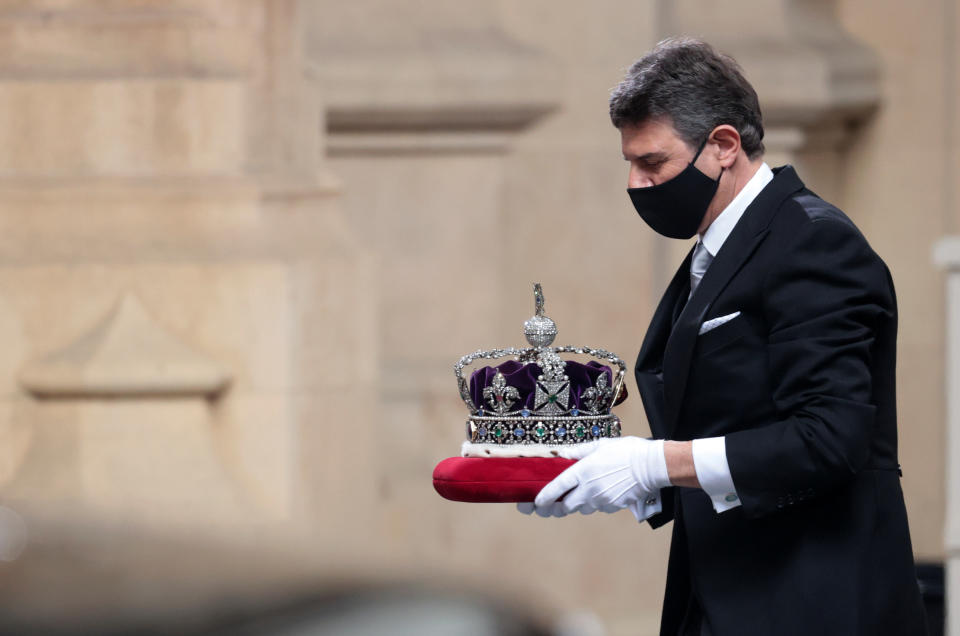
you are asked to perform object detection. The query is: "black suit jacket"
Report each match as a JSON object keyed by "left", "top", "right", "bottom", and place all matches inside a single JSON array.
[{"left": 635, "top": 166, "right": 928, "bottom": 636}]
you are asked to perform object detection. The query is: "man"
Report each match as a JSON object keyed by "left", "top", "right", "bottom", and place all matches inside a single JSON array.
[{"left": 520, "top": 38, "right": 928, "bottom": 635}]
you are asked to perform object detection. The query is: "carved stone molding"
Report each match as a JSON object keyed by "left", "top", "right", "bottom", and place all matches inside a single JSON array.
[
  {"left": 19, "top": 293, "right": 231, "bottom": 398},
  {"left": 662, "top": 0, "right": 881, "bottom": 156},
  {"left": 306, "top": 3, "right": 560, "bottom": 154}
]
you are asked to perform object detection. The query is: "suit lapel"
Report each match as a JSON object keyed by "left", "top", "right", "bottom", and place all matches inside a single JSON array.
[
  {"left": 660, "top": 165, "right": 805, "bottom": 435},
  {"left": 636, "top": 247, "right": 693, "bottom": 375},
  {"left": 634, "top": 248, "right": 692, "bottom": 439}
]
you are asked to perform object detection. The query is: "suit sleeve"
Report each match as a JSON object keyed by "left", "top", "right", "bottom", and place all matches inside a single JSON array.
[{"left": 724, "top": 217, "right": 895, "bottom": 519}]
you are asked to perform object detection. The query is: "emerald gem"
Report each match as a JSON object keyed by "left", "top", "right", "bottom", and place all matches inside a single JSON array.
[
  {"left": 548, "top": 394, "right": 557, "bottom": 403},
  {"left": 575, "top": 425, "right": 586, "bottom": 439},
  {"left": 535, "top": 424, "right": 547, "bottom": 438}
]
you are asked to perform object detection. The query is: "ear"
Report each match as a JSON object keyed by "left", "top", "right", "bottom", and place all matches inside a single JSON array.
[{"left": 707, "top": 125, "right": 742, "bottom": 169}]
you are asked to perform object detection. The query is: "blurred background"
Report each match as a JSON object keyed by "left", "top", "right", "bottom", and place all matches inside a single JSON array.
[{"left": 0, "top": 0, "right": 954, "bottom": 634}]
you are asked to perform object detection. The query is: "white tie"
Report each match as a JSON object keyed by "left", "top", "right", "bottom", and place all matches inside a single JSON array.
[{"left": 690, "top": 240, "right": 713, "bottom": 298}]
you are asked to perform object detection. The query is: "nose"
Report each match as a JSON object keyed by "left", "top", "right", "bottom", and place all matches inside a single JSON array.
[{"left": 628, "top": 162, "right": 654, "bottom": 189}]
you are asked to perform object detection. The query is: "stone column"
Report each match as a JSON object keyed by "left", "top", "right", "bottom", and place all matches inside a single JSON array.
[{"left": 935, "top": 240, "right": 960, "bottom": 635}]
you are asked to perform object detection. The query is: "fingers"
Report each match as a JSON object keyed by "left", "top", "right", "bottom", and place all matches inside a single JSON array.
[
  {"left": 561, "top": 484, "right": 589, "bottom": 513},
  {"left": 535, "top": 504, "right": 553, "bottom": 518},
  {"left": 517, "top": 499, "right": 568, "bottom": 518},
  {"left": 522, "top": 500, "right": 620, "bottom": 517},
  {"left": 535, "top": 465, "right": 581, "bottom": 507},
  {"left": 534, "top": 502, "right": 568, "bottom": 518}
]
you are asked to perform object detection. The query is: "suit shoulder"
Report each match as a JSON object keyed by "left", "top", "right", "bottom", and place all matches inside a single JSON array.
[
  {"left": 776, "top": 188, "right": 858, "bottom": 231},
  {"left": 770, "top": 189, "right": 875, "bottom": 256},
  {"left": 760, "top": 189, "right": 894, "bottom": 303}
]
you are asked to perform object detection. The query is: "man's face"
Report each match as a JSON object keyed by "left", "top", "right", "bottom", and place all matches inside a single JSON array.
[{"left": 620, "top": 118, "right": 700, "bottom": 189}]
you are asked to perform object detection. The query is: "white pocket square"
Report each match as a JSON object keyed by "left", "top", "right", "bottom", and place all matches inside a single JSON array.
[{"left": 699, "top": 311, "right": 741, "bottom": 335}]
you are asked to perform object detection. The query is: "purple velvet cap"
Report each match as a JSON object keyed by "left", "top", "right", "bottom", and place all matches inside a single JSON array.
[{"left": 469, "top": 360, "right": 612, "bottom": 412}]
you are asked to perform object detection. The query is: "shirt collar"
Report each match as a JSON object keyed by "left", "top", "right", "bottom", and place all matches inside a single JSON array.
[{"left": 699, "top": 162, "right": 773, "bottom": 257}]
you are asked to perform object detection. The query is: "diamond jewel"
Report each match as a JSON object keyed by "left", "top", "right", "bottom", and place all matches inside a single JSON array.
[{"left": 534, "top": 379, "right": 570, "bottom": 414}]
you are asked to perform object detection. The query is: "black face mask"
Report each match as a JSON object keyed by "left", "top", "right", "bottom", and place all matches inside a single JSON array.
[{"left": 627, "top": 138, "right": 722, "bottom": 239}]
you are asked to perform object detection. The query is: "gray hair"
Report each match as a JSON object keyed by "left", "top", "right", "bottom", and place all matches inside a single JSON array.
[{"left": 609, "top": 37, "right": 765, "bottom": 159}]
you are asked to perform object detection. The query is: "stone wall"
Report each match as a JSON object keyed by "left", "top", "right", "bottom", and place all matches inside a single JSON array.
[
  {"left": 0, "top": 1, "right": 951, "bottom": 635},
  {"left": 0, "top": 1, "right": 381, "bottom": 626}
]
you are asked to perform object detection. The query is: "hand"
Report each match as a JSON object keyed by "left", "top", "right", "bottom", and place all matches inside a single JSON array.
[
  {"left": 518, "top": 437, "right": 671, "bottom": 517},
  {"left": 516, "top": 439, "right": 612, "bottom": 517}
]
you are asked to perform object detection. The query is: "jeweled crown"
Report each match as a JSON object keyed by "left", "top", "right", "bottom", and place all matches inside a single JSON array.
[{"left": 455, "top": 284, "right": 626, "bottom": 449}]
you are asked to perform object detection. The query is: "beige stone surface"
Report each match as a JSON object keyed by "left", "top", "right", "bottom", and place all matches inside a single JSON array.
[
  {"left": 0, "top": 0, "right": 381, "bottom": 628},
  {"left": 0, "top": 80, "right": 246, "bottom": 177},
  {"left": 0, "top": 0, "right": 951, "bottom": 634},
  {"left": 19, "top": 293, "right": 231, "bottom": 397}
]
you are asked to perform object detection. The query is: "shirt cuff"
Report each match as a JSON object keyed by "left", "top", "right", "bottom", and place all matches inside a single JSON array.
[
  {"left": 628, "top": 491, "right": 663, "bottom": 523},
  {"left": 692, "top": 437, "right": 741, "bottom": 513}
]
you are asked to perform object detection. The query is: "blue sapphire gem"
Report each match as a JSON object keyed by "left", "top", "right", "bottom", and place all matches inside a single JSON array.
[
  {"left": 521, "top": 408, "right": 531, "bottom": 418},
  {"left": 555, "top": 426, "right": 567, "bottom": 437},
  {"left": 478, "top": 408, "right": 484, "bottom": 416},
  {"left": 513, "top": 427, "right": 525, "bottom": 438},
  {"left": 571, "top": 408, "right": 579, "bottom": 416},
  {"left": 478, "top": 427, "right": 488, "bottom": 438},
  {"left": 591, "top": 424, "right": 601, "bottom": 437}
]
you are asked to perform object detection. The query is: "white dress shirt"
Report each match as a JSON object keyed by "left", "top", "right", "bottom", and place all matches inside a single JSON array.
[{"left": 634, "top": 163, "right": 774, "bottom": 522}]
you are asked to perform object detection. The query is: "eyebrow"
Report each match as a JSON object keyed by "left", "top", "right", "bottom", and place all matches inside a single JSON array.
[{"left": 624, "top": 151, "right": 670, "bottom": 162}]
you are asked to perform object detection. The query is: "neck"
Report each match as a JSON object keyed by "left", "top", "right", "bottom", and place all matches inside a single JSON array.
[{"left": 698, "top": 156, "right": 764, "bottom": 236}]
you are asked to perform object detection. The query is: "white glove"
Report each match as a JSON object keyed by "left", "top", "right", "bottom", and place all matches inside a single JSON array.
[{"left": 517, "top": 437, "right": 671, "bottom": 517}]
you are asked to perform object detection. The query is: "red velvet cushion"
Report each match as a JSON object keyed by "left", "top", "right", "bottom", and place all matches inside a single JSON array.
[{"left": 432, "top": 456, "right": 576, "bottom": 503}]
